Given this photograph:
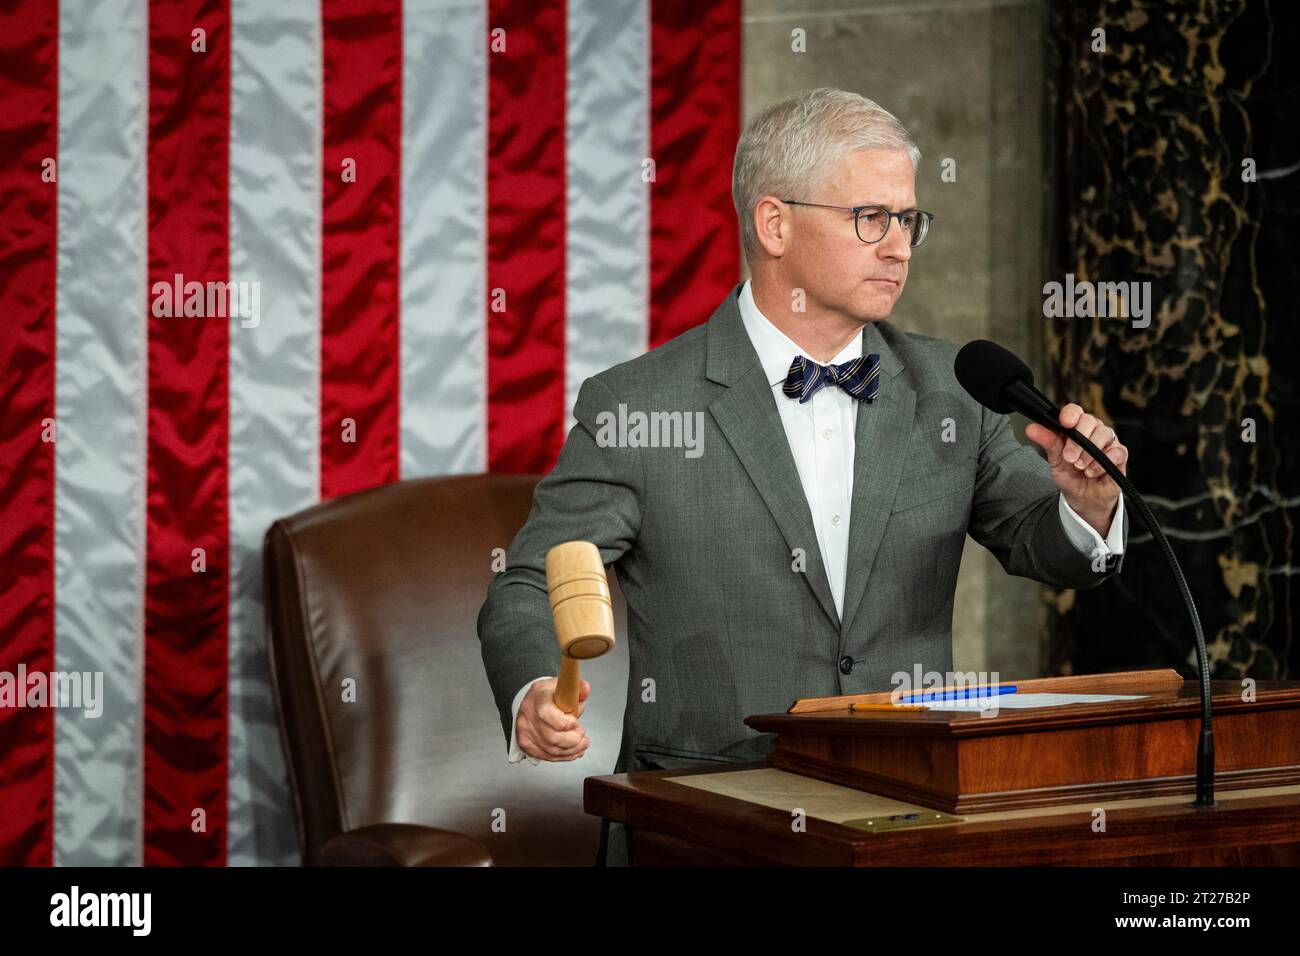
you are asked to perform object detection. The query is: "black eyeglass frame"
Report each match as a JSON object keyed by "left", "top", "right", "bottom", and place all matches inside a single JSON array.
[{"left": 780, "top": 199, "right": 935, "bottom": 247}]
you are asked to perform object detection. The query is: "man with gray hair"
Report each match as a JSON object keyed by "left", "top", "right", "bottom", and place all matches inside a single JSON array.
[{"left": 479, "top": 87, "right": 1131, "bottom": 866}]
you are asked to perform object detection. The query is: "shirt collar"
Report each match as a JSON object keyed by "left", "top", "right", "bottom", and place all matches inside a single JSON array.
[{"left": 737, "top": 278, "right": 863, "bottom": 388}]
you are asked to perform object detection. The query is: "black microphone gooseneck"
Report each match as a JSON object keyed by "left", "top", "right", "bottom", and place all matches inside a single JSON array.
[{"left": 954, "top": 340, "right": 1216, "bottom": 809}]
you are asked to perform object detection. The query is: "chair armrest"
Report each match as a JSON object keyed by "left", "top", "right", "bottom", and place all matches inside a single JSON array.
[{"left": 319, "top": 823, "right": 493, "bottom": 867}]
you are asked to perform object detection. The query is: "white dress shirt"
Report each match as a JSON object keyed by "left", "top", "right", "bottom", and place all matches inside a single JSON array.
[{"left": 506, "top": 278, "right": 1126, "bottom": 763}]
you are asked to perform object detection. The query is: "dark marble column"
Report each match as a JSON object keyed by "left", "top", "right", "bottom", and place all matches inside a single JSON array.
[{"left": 1045, "top": 0, "right": 1299, "bottom": 678}]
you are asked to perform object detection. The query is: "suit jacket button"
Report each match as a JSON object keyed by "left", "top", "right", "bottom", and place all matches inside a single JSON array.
[{"left": 838, "top": 655, "right": 854, "bottom": 675}]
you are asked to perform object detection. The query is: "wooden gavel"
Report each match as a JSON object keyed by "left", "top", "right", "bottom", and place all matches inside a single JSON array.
[{"left": 546, "top": 541, "right": 616, "bottom": 714}]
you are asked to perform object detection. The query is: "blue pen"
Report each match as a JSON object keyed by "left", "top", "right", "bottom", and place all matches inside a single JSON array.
[{"left": 901, "top": 684, "right": 1018, "bottom": 703}]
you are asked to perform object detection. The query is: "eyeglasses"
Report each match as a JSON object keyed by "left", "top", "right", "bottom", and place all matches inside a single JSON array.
[{"left": 780, "top": 199, "right": 934, "bottom": 247}]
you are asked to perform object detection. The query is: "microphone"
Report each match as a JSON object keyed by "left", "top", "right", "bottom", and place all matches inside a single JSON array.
[
  {"left": 954, "top": 339, "right": 1217, "bottom": 809},
  {"left": 953, "top": 339, "right": 1065, "bottom": 432}
]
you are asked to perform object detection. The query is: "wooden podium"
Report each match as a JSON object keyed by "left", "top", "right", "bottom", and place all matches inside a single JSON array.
[{"left": 584, "top": 670, "right": 1300, "bottom": 865}]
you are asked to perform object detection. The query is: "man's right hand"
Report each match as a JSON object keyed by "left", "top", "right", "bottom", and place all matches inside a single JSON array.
[{"left": 515, "top": 677, "right": 591, "bottom": 761}]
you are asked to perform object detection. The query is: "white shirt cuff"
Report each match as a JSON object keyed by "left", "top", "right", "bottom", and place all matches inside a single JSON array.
[
  {"left": 508, "top": 676, "right": 551, "bottom": 765},
  {"left": 1058, "top": 492, "right": 1126, "bottom": 557}
]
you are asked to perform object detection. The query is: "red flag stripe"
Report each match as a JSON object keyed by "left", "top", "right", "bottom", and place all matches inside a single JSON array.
[
  {"left": 320, "top": 0, "right": 403, "bottom": 498},
  {"left": 486, "top": 0, "right": 567, "bottom": 473},
  {"left": 0, "top": 0, "right": 58, "bottom": 867},
  {"left": 648, "top": 0, "right": 742, "bottom": 347},
  {"left": 143, "top": 0, "right": 231, "bottom": 866}
]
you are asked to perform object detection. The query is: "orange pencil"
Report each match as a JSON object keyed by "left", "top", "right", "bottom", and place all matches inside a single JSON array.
[{"left": 849, "top": 702, "right": 926, "bottom": 712}]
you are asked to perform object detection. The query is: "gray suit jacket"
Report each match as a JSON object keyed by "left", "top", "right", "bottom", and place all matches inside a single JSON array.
[{"left": 477, "top": 282, "right": 1126, "bottom": 857}]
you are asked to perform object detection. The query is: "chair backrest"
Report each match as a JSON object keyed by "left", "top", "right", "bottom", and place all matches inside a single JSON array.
[{"left": 264, "top": 473, "right": 629, "bottom": 865}]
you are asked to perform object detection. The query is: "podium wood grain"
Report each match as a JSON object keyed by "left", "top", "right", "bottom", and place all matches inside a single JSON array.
[
  {"left": 584, "top": 764, "right": 1300, "bottom": 866},
  {"left": 585, "top": 671, "right": 1300, "bottom": 865},
  {"left": 750, "top": 672, "right": 1300, "bottom": 813}
]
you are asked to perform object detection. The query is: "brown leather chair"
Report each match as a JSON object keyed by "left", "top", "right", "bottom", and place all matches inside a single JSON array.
[{"left": 263, "top": 473, "right": 629, "bottom": 866}]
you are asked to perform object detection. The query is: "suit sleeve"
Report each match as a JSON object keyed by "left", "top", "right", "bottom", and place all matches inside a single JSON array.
[
  {"left": 965, "top": 403, "right": 1127, "bottom": 590},
  {"left": 477, "top": 375, "right": 643, "bottom": 749}
]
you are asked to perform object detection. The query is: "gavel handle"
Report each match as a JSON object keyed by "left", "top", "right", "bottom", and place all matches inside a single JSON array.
[{"left": 554, "top": 656, "right": 581, "bottom": 714}]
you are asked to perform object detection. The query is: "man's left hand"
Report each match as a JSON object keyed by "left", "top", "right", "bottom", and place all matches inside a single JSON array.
[{"left": 1024, "top": 403, "right": 1128, "bottom": 537}]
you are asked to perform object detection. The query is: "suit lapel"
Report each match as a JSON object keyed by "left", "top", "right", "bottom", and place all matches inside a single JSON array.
[
  {"left": 839, "top": 320, "right": 915, "bottom": 636},
  {"left": 705, "top": 285, "right": 841, "bottom": 630}
]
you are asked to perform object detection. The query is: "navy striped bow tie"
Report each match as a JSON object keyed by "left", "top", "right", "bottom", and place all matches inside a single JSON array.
[{"left": 782, "top": 353, "right": 881, "bottom": 404}]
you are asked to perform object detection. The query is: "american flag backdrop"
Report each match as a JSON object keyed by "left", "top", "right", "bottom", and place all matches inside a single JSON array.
[{"left": 0, "top": 0, "right": 740, "bottom": 865}]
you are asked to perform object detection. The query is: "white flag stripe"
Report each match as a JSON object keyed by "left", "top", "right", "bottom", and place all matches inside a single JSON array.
[
  {"left": 227, "top": 0, "right": 323, "bottom": 866},
  {"left": 565, "top": 0, "right": 651, "bottom": 427},
  {"left": 53, "top": 0, "right": 149, "bottom": 867},
  {"left": 400, "top": 0, "right": 489, "bottom": 478}
]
